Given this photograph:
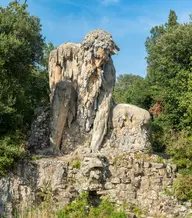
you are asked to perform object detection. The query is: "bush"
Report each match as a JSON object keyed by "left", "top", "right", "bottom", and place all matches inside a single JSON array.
[
  {"left": 173, "top": 174, "right": 192, "bottom": 202},
  {"left": 165, "top": 130, "right": 192, "bottom": 170},
  {"left": 0, "top": 131, "right": 26, "bottom": 177},
  {"left": 56, "top": 192, "right": 127, "bottom": 218}
]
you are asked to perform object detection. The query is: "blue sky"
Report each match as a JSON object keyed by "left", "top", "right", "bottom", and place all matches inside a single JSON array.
[{"left": 1, "top": 0, "right": 192, "bottom": 77}]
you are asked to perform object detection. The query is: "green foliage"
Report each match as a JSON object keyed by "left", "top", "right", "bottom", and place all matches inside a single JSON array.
[
  {"left": 146, "top": 22, "right": 192, "bottom": 130},
  {"left": 151, "top": 117, "right": 166, "bottom": 152},
  {"left": 173, "top": 174, "right": 192, "bottom": 202},
  {"left": 56, "top": 192, "right": 127, "bottom": 218},
  {"left": 70, "top": 160, "right": 81, "bottom": 169},
  {"left": 114, "top": 74, "right": 140, "bottom": 103},
  {"left": 0, "top": 0, "right": 50, "bottom": 134},
  {"left": 31, "top": 155, "right": 40, "bottom": 161},
  {"left": 166, "top": 10, "right": 179, "bottom": 28},
  {"left": 56, "top": 191, "right": 89, "bottom": 218},
  {"left": 156, "top": 156, "right": 164, "bottom": 164},
  {"left": 131, "top": 205, "right": 144, "bottom": 218},
  {"left": 0, "top": 1, "right": 53, "bottom": 176},
  {"left": 0, "top": 131, "right": 26, "bottom": 177},
  {"left": 113, "top": 74, "right": 152, "bottom": 109},
  {"left": 144, "top": 10, "right": 192, "bottom": 170},
  {"left": 178, "top": 169, "right": 192, "bottom": 176},
  {"left": 88, "top": 198, "right": 126, "bottom": 218},
  {"left": 165, "top": 130, "right": 192, "bottom": 170},
  {"left": 36, "top": 180, "right": 53, "bottom": 204}
]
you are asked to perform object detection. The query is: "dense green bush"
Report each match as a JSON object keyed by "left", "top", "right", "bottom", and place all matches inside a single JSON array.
[
  {"left": 173, "top": 174, "right": 192, "bottom": 202},
  {"left": 165, "top": 130, "right": 192, "bottom": 170},
  {"left": 56, "top": 191, "right": 127, "bottom": 218},
  {"left": 0, "top": 132, "right": 26, "bottom": 177}
]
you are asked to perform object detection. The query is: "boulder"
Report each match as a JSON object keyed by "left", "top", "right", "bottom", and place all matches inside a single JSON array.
[{"left": 108, "top": 104, "right": 151, "bottom": 152}]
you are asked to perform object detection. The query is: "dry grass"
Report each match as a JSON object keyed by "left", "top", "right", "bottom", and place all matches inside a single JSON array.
[{"left": 14, "top": 203, "right": 57, "bottom": 218}]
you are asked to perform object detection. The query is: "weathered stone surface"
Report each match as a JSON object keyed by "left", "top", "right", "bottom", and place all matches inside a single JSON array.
[
  {"left": 107, "top": 104, "right": 151, "bottom": 153},
  {"left": 0, "top": 153, "right": 192, "bottom": 218},
  {"left": 48, "top": 30, "right": 118, "bottom": 154},
  {"left": 28, "top": 107, "right": 50, "bottom": 152},
  {"left": 50, "top": 81, "right": 77, "bottom": 153},
  {"left": 29, "top": 29, "right": 152, "bottom": 156}
]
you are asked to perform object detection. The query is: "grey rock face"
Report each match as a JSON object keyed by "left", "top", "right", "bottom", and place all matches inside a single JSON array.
[
  {"left": 50, "top": 81, "right": 77, "bottom": 153},
  {"left": 10, "top": 29, "right": 174, "bottom": 217},
  {"left": 48, "top": 30, "right": 119, "bottom": 154},
  {"left": 104, "top": 104, "right": 152, "bottom": 153},
  {"left": 28, "top": 29, "right": 152, "bottom": 155},
  {"left": 28, "top": 107, "right": 50, "bottom": 152},
  {"left": 46, "top": 29, "right": 152, "bottom": 154},
  {"left": 1, "top": 154, "right": 192, "bottom": 218}
]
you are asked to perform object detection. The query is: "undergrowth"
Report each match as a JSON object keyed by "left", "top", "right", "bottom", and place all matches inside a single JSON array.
[
  {"left": 173, "top": 174, "right": 192, "bottom": 203},
  {"left": 56, "top": 191, "right": 127, "bottom": 218},
  {"left": 0, "top": 131, "right": 26, "bottom": 177}
]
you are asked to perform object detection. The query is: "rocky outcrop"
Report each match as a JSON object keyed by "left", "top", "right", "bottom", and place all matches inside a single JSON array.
[
  {"left": 2, "top": 29, "right": 189, "bottom": 218},
  {"left": 50, "top": 81, "right": 77, "bottom": 153},
  {"left": 46, "top": 29, "right": 151, "bottom": 155},
  {"left": 108, "top": 104, "right": 151, "bottom": 152},
  {"left": 28, "top": 107, "right": 50, "bottom": 152},
  {"left": 48, "top": 30, "right": 119, "bottom": 154},
  {"left": 1, "top": 153, "right": 192, "bottom": 218}
]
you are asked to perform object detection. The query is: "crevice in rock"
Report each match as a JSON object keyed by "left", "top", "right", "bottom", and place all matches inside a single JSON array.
[{"left": 88, "top": 190, "right": 101, "bottom": 207}]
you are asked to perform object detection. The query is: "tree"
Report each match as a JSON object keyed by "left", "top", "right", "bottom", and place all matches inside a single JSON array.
[
  {"left": 145, "top": 10, "right": 192, "bottom": 175},
  {"left": 113, "top": 74, "right": 152, "bottom": 109},
  {"left": 113, "top": 74, "right": 143, "bottom": 103},
  {"left": 166, "top": 10, "right": 178, "bottom": 28},
  {"left": 0, "top": 0, "right": 53, "bottom": 176},
  {"left": 145, "top": 10, "right": 179, "bottom": 84},
  {"left": 0, "top": 0, "right": 49, "bottom": 134},
  {"left": 146, "top": 23, "right": 192, "bottom": 129}
]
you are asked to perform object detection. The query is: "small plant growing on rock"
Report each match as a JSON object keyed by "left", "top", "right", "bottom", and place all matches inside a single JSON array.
[
  {"left": 156, "top": 156, "right": 164, "bottom": 163},
  {"left": 71, "top": 160, "right": 81, "bottom": 169},
  {"left": 36, "top": 180, "right": 53, "bottom": 204},
  {"left": 69, "top": 155, "right": 81, "bottom": 169},
  {"left": 31, "top": 155, "right": 40, "bottom": 161},
  {"left": 0, "top": 133, "right": 26, "bottom": 177}
]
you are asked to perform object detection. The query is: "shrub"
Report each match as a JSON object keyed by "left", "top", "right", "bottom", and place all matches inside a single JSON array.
[
  {"left": 89, "top": 198, "right": 126, "bottom": 218},
  {"left": 0, "top": 132, "right": 26, "bottom": 177},
  {"left": 165, "top": 130, "right": 192, "bottom": 170},
  {"left": 56, "top": 191, "right": 89, "bottom": 218},
  {"left": 56, "top": 191, "right": 127, "bottom": 218},
  {"left": 173, "top": 174, "right": 192, "bottom": 202}
]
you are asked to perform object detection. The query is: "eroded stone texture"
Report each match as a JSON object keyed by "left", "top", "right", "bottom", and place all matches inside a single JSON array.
[
  {"left": 28, "top": 107, "right": 50, "bottom": 152},
  {"left": 48, "top": 30, "right": 119, "bottom": 153},
  {"left": 104, "top": 104, "right": 152, "bottom": 153},
  {"left": 28, "top": 29, "right": 152, "bottom": 155},
  {"left": 1, "top": 153, "right": 192, "bottom": 218},
  {"left": 50, "top": 81, "right": 77, "bottom": 153}
]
